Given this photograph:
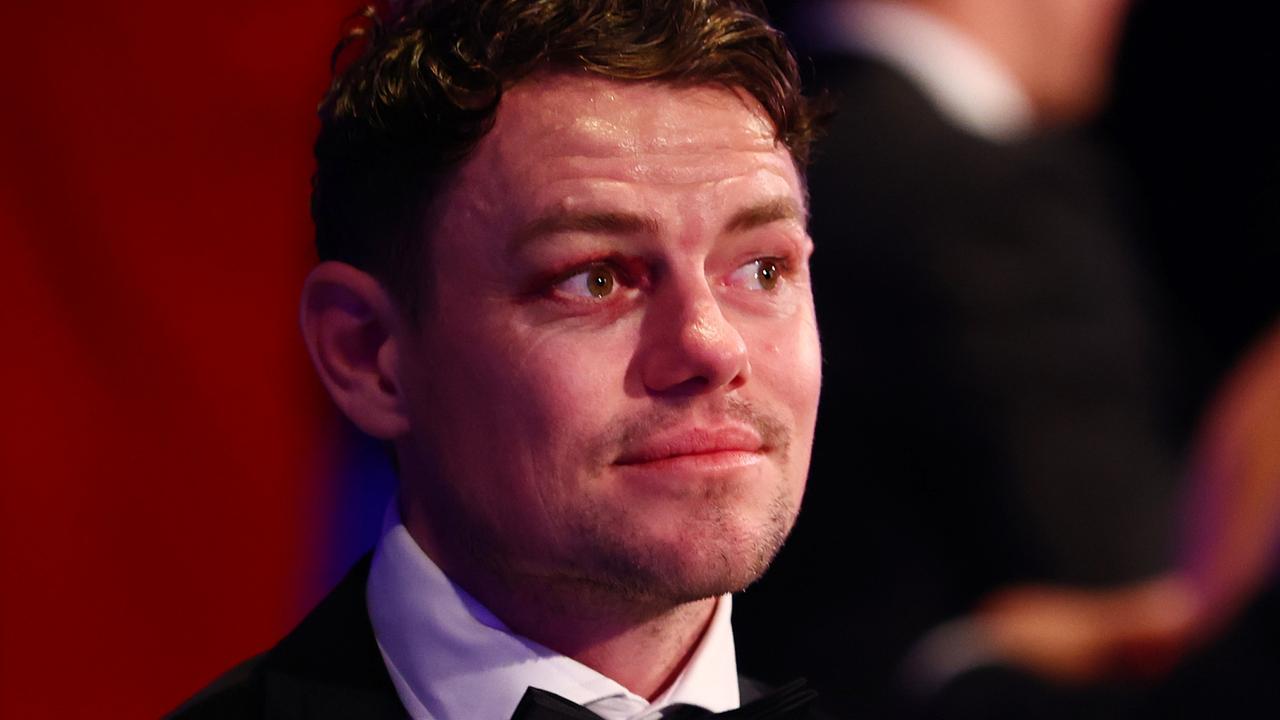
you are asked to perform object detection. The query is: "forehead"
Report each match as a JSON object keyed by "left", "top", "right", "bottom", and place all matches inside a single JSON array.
[{"left": 452, "top": 72, "right": 801, "bottom": 201}]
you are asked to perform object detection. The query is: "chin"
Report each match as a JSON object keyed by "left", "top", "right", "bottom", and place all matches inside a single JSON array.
[
  {"left": 667, "top": 542, "right": 785, "bottom": 600},
  {"left": 570, "top": 490, "right": 798, "bottom": 604}
]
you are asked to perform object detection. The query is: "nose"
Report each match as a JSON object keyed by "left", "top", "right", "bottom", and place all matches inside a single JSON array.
[{"left": 637, "top": 277, "right": 751, "bottom": 396}]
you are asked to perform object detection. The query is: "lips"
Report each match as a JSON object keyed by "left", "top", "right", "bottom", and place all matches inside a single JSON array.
[{"left": 614, "top": 426, "right": 766, "bottom": 466}]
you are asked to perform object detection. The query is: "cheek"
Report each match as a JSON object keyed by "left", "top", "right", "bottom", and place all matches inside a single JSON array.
[
  {"left": 420, "top": 327, "right": 603, "bottom": 531},
  {"left": 416, "top": 319, "right": 559, "bottom": 467},
  {"left": 748, "top": 306, "right": 822, "bottom": 419},
  {"left": 499, "top": 322, "right": 636, "bottom": 446}
]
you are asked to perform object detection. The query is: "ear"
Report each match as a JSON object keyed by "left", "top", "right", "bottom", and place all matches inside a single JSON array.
[{"left": 299, "top": 261, "right": 411, "bottom": 440}]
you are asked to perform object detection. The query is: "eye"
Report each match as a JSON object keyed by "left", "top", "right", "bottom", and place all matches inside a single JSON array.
[
  {"left": 555, "top": 263, "right": 617, "bottom": 299},
  {"left": 728, "top": 258, "right": 783, "bottom": 292}
]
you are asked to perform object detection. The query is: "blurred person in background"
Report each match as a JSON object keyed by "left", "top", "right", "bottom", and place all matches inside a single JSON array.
[{"left": 736, "top": 0, "right": 1279, "bottom": 717}]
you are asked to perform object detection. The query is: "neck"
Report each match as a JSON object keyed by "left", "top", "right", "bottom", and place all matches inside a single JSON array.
[
  {"left": 500, "top": 587, "right": 718, "bottom": 700},
  {"left": 401, "top": 501, "right": 719, "bottom": 700}
]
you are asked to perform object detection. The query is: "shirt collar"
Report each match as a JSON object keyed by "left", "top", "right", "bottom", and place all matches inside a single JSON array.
[
  {"left": 366, "top": 502, "right": 740, "bottom": 720},
  {"left": 803, "top": 0, "right": 1035, "bottom": 142}
]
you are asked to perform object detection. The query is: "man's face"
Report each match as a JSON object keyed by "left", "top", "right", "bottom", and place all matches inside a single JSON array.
[{"left": 394, "top": 73, "right": 821, "bottom": 605}]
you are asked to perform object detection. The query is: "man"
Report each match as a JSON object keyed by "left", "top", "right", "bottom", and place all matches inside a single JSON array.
[
  {"left": 173, "top": 1, "right": 824, "bottom": 718},
  {"left": 734, "top": 0, "right": 1187, "bottom": 716}
]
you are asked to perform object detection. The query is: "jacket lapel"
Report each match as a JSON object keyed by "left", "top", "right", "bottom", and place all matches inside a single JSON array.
[{"left": 259, "top": 554, "right": 408, "bottom": 719}]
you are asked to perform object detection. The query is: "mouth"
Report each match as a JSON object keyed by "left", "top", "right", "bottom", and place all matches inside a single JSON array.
[{"left": 614, "top": 426, "right": 767, "bottom": 470}]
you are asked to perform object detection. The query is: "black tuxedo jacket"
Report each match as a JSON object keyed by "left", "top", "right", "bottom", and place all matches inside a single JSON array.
[
  {"left": 170, "top": 556, "right": 407, "bottom": 719},
  {"left": 171, "top": 556, "right": 796, "bottom": 719}
]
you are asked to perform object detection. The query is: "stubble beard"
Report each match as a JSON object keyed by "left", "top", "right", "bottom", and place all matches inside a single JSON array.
[
  {"left": 419, "top": 397, "right": 804, "bottom": 617},
  {"left": 561, "top": 477, "right": 799, "bottom": 607},
  {"left": 545, "top": 397, "right": 802, "bottom": 608}
]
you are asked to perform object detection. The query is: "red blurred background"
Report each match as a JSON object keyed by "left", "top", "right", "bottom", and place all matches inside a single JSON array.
[{"left": 1, "top": 2, "right": 358, "bottom": 715}]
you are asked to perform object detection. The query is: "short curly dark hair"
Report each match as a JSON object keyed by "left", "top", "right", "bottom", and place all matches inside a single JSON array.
[{"left": 312, "top": 0, "right": 821, "bottom": 318}]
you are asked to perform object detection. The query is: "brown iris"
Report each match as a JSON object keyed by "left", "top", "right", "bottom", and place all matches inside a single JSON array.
[
  {"left": 587, "top": 265, "right": 614, "bottom": 297},
  {"left": 756, "top": 259, "right": 779, "bottom": 291}
]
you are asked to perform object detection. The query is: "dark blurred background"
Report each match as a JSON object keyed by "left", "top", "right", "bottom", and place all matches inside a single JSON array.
[
  {"left": 1098, "top": 0, "right": 1278, "bottom": 433},
  {"left": 735, "top": 2, "right": 1279, "bottom": 718},
  {"left": 1, "top": 1, "right": 1275, "bottom": 717}
]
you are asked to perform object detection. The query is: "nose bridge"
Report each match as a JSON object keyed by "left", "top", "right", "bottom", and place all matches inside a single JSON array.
[
  {"left": 640, "top": 266, "right": 750, "bottom": 394},
  {"left": 680, "top": 284, "right": 736, "bottom": 351}
]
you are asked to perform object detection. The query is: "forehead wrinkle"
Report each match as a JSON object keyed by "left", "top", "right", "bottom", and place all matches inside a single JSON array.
[
  {"left": 549, "top": 118, "right": 778, "bottom": 158},
  {"left": 496, "top": 78, "right": 778, "bottom": 159},
  {"left": 546, "top": 151, "right": 799, "bottom": 188}
]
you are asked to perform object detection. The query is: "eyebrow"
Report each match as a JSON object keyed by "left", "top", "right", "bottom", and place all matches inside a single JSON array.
[
  {"left": 512, "top": 211, "right": 662, "bottom": 253},
  {"left": 511, "top": 196, "right": 806, "bottom": 252},
  {"left": 722, "top": 197, "right": 806, "bottom": 234}
]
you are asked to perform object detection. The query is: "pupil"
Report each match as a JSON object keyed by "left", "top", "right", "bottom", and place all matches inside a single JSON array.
[
  {"left": 758, "top": 260, "right": 777, "bottom": 289},
  {"left": 589, "top": 268, "right": 613, "bottom": 297}
]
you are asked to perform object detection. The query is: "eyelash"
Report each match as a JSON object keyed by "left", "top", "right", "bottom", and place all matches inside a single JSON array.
[
  {"left": 543, "top": 254, "right": 793, "bottom": 304},
  {"left": 552, "top": 261, "right": 637, "bottom": 300}
]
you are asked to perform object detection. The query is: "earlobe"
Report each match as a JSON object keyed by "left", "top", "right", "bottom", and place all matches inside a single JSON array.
[{"left": 299, "top": 261, "right": 411, "bottom": 440}]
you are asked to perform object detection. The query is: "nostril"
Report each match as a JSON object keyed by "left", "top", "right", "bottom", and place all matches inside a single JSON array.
[
  {"left": 657, "top": 376, "right": 714, "bottom": 397},
  {"left": 639, "top": 323, "right": 751, "bottom": 395}
]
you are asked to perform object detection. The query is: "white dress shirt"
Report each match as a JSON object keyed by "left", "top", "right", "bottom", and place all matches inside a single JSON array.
[
  {"left": 366, "top": 503, "right": 741, "bottom": 720},
  {"left": 803, "top": 0, "right": 1035, "bottom": 142}
]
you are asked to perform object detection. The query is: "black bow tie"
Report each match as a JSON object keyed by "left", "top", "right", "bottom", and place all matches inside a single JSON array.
[{"left": 510, "top": 678, "right": 819, "bottom": 720}]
